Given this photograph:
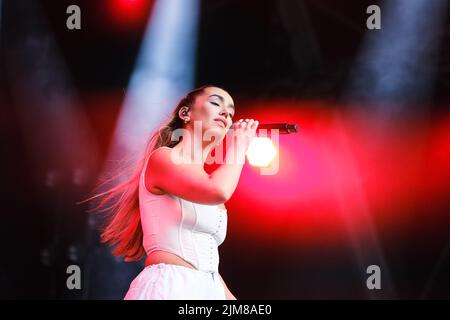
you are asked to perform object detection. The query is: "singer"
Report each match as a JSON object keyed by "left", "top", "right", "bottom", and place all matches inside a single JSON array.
[{"left": 87, "top": 85, "right": 258, "bottom": 300}]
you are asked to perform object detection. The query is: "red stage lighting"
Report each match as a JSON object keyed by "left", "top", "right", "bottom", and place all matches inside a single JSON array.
[{"left": 108, "top": 0, "right": 153, "bottom": 29}]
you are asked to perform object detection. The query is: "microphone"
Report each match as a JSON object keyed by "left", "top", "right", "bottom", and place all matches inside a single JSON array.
[{"left": 230, "top": 122, "right": 299, "bottom": 134}]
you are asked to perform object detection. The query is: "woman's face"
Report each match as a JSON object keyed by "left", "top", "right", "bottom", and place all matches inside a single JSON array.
[{"left": 188, "top": 87, "right": 235, "bottom": 141}]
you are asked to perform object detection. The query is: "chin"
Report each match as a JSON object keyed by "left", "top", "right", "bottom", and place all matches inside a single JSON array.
[{"left": 206, "top": 125, "right": 226, "bottom": 140}]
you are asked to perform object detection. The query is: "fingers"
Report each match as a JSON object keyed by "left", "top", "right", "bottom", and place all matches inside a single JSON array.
[
  {"left": 231, "top": 119, "right": 259, "bottom": 150},
  {"left": 246, "top": 119, "right": 254, "bottom": 130},
  {"left": 234, "top": 119, "right": 244, "bottom": 128},
  {"left": 232, "top": 119, "right": 258, "bottom": 130},
  {"left": 235, "top": 118, "right": 259, "bottom": 130}
]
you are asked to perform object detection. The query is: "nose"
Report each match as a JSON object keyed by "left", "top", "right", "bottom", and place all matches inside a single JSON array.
[{"left": 219, "top": 108, "right": 230, "bottom": 120}]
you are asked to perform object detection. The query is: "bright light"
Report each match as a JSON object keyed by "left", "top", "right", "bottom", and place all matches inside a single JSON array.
[
  {"left": 111, "top": 0, "right": 200, "bottom": 156},
  {"left": 246, "top": 137, "right": 277, "bottom": 167},
  {"left": 348, "top": 0, "right": 448, "bottom": 107},
  {"left": 108, "top": 0, "right": 152, "bottom": 28}
]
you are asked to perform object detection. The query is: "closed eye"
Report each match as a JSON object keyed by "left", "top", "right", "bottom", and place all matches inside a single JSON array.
[{"left": 211, "top": 101, "right": 234, "bottom": 118}]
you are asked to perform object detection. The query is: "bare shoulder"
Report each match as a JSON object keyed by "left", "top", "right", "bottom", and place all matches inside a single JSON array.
[
  {"left": 144, "top": 147, "right": 174, "bottom": 193},
  {"left": 145, "top": 146, "right": 226, "bottom": 204},
  {"left": 148, "top": 146, "right": 173, "bottom": 163},
  {"left": 146, "top": 146, "right": 179, "bottom": 175}
]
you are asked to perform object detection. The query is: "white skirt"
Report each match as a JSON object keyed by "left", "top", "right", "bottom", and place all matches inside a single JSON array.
[{"left": 124, "top": 263, "right": 227, "bottom": 300}]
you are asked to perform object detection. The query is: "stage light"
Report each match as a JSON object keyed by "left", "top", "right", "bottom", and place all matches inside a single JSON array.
[
  {"left": 110, "top": 0, "right": 200, "bottom": 156},
  {"left": 342, "top": 0, "right": 449, "bottom": 299},
  {"left": 108, "top": 0, "right": 152, "bottom": 28},
  {"left": 348, "top": 0, "right": 448, "bottom": 108},
  {"left": 95, "top": 0, "right": 200, "bottom": 298},
  {"left": 246, "top": 137, "right": 277, "bottom": 167}
]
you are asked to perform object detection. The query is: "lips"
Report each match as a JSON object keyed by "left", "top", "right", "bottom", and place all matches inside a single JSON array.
[{"left": 214, "top": 118, "right": 227, "bottom": 128}]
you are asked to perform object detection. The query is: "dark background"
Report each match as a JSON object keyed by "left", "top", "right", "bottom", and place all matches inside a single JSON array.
[{"left": 1, "top": 0, "right": 450, "bottom": 299}]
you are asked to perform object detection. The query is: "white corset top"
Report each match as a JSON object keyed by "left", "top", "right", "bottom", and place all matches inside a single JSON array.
[{"left": 138, "top": 148, "right": 228, "bottom": 273}]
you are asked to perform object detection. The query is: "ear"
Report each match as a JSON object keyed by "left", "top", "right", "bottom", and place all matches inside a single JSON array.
[{"left": 178, "top": 106, "right": 191, "bottom": 119}]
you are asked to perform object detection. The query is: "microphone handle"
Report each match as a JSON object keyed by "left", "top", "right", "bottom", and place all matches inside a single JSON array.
[
  {"left": 257, "top": 123, "right": 298, "bottom": 134},
  {"left": 230, "top": 122, "right": 298, "bottom": 134}
]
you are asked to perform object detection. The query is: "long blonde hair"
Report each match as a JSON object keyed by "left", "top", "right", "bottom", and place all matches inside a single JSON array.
[{"left": 83, "top": 85, "right": 215, "bottom": 261}]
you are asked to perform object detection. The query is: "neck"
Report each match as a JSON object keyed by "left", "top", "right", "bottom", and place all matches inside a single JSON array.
[{"left": 174, "top": 131, "right": 216, "bottom": 165}]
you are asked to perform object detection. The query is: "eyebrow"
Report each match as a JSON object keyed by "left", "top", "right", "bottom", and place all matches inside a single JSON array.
[{"left": 208, "top": 94, "right": 235, "bottom": 112}]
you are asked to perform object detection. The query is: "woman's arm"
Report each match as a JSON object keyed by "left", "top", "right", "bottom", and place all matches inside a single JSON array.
[
  {"left": 207, "top": 119, "right": 258, "bottom": 201},
  {"left": 207, "top": 142, "right": 247, "bottom": 201},
  {"left": 147, "top": 147, "right": 230, "bottom": 204},
  {"left": 219, "top": 274, "right": 237, "bottom": 300},
  {"left": 149, "top": 120, "right": 258, "bottom": 205}
]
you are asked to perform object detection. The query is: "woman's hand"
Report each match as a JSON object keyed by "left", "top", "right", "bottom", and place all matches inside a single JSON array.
[{"left": 230, "top": 118, "right": 259, "bottom": 152}]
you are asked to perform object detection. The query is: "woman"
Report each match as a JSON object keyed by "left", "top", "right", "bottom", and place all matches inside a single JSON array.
[{"left": 89, "top": 85, "right": 258, "bottom": 300}]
